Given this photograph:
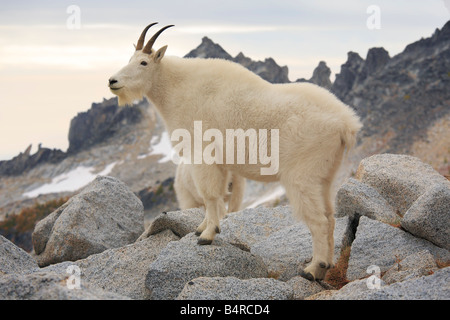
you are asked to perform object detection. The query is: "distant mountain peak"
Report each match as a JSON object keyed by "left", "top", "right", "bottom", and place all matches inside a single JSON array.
[
  {"left": 185, "top": 37, "right": 290, "bottom": 83},
  {"left": 184, "top": 36, "right": 233, "bottom": 60}
]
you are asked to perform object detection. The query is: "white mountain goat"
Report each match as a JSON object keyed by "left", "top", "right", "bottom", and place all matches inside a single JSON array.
[{"left": 109, "top": 23, "right": 362, "bottom": 280}]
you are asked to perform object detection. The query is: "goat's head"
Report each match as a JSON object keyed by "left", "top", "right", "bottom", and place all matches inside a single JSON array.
[{"left": 109, "top": 23, "right": 174, "bottom": 106}]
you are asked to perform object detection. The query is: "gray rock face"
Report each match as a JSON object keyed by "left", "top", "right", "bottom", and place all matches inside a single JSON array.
[
  {"left": 217, "top": 205, "right": 294, "bottom": 251},
  {"left": 382, "top": 250, "right": 438, "bottom": 285},
  {"left": 337, "top": 153, "right": 450, "bottom": 254},
  {"left": 313, "top": 266, "right": 450, "bottom": 300},
  {"left": 42, "top": 229, "right": 179, "bottom": 300},
  {"left": 145, "top": 233, "right": 268, "bottom": 300},
  {"left": 358, "top": 47, "right": 390, "bottom": 82},
  {"left": 308, "top": 277, "right": 387, "bottom": 300},
  {"left": 177, "top": 276, "right": 293, "bottom": 300},
  {"left": 286, "top": 276, "right": 327, "bottom": 300},
  {"left": 367, "top": 267, "right": 450, "bottom": 300},
  {"left": 0, "top": 235, "right": 38, "bottom": 276},
  {"left": 0, "top": 144, "right": 66, "bottom": 177},
  {"left": 309, "top": 61, "right": 332, "bottom": 89},
  {"left": 336, "top": 178, "right": 399, "bottom": 224},
  {"left": 355, "top": 154, "right": 450, "bottom": 216},
  {"left": 32, "top": 203, "right": 68, "bottom": 256},
  {"left": 32, "top": 176, "right": 144, "bottom": 267},
  {"left": 138, "top": 208, "right": 205, "bottom": 240},
  {"left": 332, "top": 51, "right": 364, "bottom": 99},
  {"left": 67, "top": 97, "right": 143, "bottom": 155},
  {"left": 401, "top": 185, "right": 450, "bottom": 250},
  {"left": 346, "top": 217, "right": 450, "bottom": 281},
  {"left": 295, "top": 61, "right": 332, "bottom": 89},
  {"left": 0, "top": 271, "right": 129, "bottom": 300}
]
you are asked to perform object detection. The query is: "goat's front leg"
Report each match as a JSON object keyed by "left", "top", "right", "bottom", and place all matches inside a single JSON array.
[
  {"left": 191, "top": 165, "right": 228, "bottom": 245},
  {"left": 197, "top": 197, "right": 226, "bottom": 245}
]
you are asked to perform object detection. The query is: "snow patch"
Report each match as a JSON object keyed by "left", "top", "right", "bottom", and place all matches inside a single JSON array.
[
  {"left": 23, "top": 162, "right": 117, "bottom": 198},
  {"left": 138, "top": 131, "right": 173, "bottom": 163}
]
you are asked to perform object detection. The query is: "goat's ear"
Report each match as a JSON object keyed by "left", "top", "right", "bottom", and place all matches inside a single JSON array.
[{"left": 153, "top": 45, "right": 168, "bottom": 63}]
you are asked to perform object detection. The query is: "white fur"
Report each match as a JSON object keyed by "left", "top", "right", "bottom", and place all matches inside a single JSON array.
[{"left": 110, "top": 36, "right": 362, "bottom": 280}]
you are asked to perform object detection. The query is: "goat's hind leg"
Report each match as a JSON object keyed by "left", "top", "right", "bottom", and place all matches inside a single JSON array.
[{"left": 283, "top": 178, "right": 333, "bottom": 281}]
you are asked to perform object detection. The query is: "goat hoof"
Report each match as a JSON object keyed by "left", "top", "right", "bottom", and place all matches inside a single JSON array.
[
  {"left": 195, "top": 231, "right": 201, "bottom": 236},
  {"left": 197, "top": 238, "right": 213, "bottom": 245},
  {"left": 215, "top": 226, "right": 221, "bottom": 234},
  {"left": 319, "top": 262, "right": 331, "bottom": 269},
  {"left": 299, "top": 270, "right": 315, "bottom": 281}
]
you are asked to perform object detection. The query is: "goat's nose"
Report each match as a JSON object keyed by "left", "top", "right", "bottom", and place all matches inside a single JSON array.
[{"left": 109, "top": 78, "right": 118, "bottom": 85}]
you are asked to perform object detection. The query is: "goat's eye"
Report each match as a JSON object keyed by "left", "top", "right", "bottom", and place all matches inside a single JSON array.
[{"left": 140, "top": 61, "right": 148, "bottom": 66}]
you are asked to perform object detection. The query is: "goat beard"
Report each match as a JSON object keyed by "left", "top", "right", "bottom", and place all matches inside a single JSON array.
[{"left": 115, "top": 87, "right": 145, "bottom": 107}]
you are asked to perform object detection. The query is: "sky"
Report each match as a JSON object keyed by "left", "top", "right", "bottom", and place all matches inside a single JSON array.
[{"left": 0, "top": 0, "right": 449, "bottom": 160}]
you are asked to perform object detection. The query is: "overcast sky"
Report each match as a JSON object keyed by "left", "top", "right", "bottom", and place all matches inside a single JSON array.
[{"left": 0, "top": 0, "right": 449, "bottom": 160}]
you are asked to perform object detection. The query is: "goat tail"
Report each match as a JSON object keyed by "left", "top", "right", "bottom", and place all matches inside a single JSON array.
[{"left": 339, "top": 112, "right": 363, "bottom": 153}]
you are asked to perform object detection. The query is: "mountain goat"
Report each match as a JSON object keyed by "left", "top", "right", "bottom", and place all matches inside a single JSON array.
[{"left": 109, "top": 23, "right": 362, "bottom": 280}]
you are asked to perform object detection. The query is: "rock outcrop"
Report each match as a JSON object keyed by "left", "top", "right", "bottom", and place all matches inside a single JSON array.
[
  {"left": 0, "top": 235, "right": 39, "bottom": 276},
  {"left": 296, "top": 61, "right": 332, "bottom": 89},
  {"left": 0, "top": 271, "right": 130, "bottom": 300},
  {"left": 32, "top": 176, "right": 144, "bottom": 267},
  {"left": 67, "top": 97, "right": 144, "bottom": 155},
  {"left": 337, "top": 154, "right": 450, "bottom": 283},
  {"left": 331, "top": 51, "right": 364, "bottom": 99},
  {"left": 145, "top": 233, "right": 268, "bottom": 300},
  {"left": 0, "top": 144, "right": 66, "bottom": 177},
  {"left": 354, "top": 154, "right": 450, "bottom": 216},
  {"left": 401, "top": 185, "right": 450, "bottom": 250}
]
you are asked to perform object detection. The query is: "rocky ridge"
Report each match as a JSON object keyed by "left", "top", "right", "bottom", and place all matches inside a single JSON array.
[
  {"left": 0, "top": 154, "right": 449, "bottom": 300},
  {"left": 185, "top": 36, "right": 290, "bottom": 84},
  {"left": 335, "top": 21, "right": 450, "bottom": 167},
  {"left": 0, "top": 144, "right": 66, "bottom": 177}
]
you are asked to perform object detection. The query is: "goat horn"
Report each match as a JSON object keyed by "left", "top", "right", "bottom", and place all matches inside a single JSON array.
[
  {"left": 136, "top": 22, "right": 158, "bottom": 51},
  {"left": 143, "top": 25, "right": 174, "bottom": 54}
]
